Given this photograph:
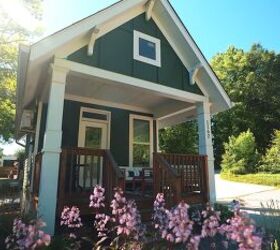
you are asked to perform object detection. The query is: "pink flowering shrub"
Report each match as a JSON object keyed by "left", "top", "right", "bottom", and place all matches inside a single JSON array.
[
  {"left": 60, "top": 206, "right": 83, "bottom": 249},
  {"left": 5, "top": 218, "right": 51, "bottom": 250},
  {"left": 219, "top": 204, "right": 262, "bottom": 250},
  {"left": 91, "top": 186, "right": 144, "bottom": 249},
  {"left": 60, "top": 206, "right": 83, "bottom": 229},
  {"left": 152, "top": 194, "right": 263, "bottom": 250}
]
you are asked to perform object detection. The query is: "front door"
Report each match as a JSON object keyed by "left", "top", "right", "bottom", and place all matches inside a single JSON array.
[{"left": 78, "top": 120, "right": 108, "bottom": 189}]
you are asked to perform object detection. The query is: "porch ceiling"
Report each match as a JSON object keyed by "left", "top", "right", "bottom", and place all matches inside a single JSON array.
[{"left": 65, "top": 72, "right": 194, "bottom": 119}]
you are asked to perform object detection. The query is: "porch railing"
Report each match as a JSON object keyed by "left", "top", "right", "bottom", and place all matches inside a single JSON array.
[
  {"left": 58, "top": 148, "right": 125, "bottom": 214},
  {"left": 153, "top": 153, "right": 209, "bottom": 206},
  {"left": 32, "top": 153, "right": 42, "bottom": 208}
]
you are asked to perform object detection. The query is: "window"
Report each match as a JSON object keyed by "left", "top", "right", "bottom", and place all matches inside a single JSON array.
[
  {"left": 133, "top": 30, "right": 161, "bottom": 67},
  {"left": 129, "top": 115, "right": 153, "bottom": 168}
]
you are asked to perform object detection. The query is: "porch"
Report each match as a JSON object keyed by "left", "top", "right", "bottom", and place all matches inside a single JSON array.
[
  {"left": 33, "top": 147, "right": 209, "bottom": 217},
  {"left": 31, "top": 58, "right": 216, "bottom": 234}
]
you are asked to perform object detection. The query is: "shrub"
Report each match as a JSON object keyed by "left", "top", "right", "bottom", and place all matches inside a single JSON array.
[
  {"left": 259, "top": 130, "right": 280, "bottom": 173},
  {"left": 221, "top": 130, "right": 259, "bottom": 174}
]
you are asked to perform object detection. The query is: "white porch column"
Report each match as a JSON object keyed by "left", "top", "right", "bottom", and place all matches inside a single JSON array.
[
  {"left": 196, "top": 102, "right": 216, "bottom": 203},
  {"left": 38, "top": 65, "right": 68, "bottom": 235}
]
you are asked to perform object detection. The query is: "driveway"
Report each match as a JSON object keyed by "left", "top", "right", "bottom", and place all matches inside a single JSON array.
[{"left": 215, "top": 174, "right": 280, "bottom": 209}]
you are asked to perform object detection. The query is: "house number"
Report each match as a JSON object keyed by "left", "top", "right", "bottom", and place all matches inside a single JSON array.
[{"left": 206, "top": 120, "right": 211, "bottom": 139}]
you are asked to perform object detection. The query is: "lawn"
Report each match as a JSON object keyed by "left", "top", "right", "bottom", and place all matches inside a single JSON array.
[{"left": 221, "top": 172, "right": 280, "bottom": 187}]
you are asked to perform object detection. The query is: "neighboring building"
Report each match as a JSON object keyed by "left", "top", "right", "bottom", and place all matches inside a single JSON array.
[
  {"left": 16, "top": 0, "right": 232, "bottom": 234},
  {"left": 2, "top": 155, "right": 17, "bottom": 168}
]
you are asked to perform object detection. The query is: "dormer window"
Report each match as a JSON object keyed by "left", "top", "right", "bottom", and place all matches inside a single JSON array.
[{"left": 133, "top": 30, "right": 161, "bottom": 67}]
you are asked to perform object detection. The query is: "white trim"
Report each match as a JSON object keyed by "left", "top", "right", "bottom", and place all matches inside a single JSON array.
[
  {"left": 145, "top": 0, "right": 156, "bottom": 21},
  {"left": 78, "top": 107, "right": 111, "bottom": 149},
  {"left": 87, "top": 26, "right": 100, "bottom": 56},
  {"left": 30, "top": 0, "right": 147, "bottom": 60},
  {"left": 157, "top": 106, "right": 196, "bottom": 120},
  {"left": 155, "top": 119, "right": 160, "bottom": 152},
  {"left": 160, "top": 0, "right": 232, "bottom": 109},
  {"left": 129, "top": 114, "right": 154, "bottom": 168},
  {"left": 133, "top": 30, "right": 161, "bottom": 67},
  {"left": 65, "top": 94, "right": 152, "bottom": 114},
  {"left": 55, "top": 58, "right": 207, "bottom": 104}
]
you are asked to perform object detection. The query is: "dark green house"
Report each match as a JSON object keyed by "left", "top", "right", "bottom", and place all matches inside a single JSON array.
[{"left": 16, "top": 0, "right": 232, "bottom": 234}]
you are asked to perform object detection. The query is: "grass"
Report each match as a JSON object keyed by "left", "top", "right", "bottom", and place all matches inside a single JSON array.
[{"left": 220, "top": 172, "right": 280, "bottom": 187}]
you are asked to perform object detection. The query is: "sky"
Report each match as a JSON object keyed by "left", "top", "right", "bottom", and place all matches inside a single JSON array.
[
  {"left": 1, "top": 0, "right": 280, "bottom": 155},
  {"left": 42, "top": 0, "right": 280, "bottom": 59}
]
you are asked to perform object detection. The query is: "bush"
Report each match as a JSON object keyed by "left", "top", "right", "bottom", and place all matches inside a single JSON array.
[
  {"left": 221, "top": 130, "right": 259, "bottom": 174},
  {"left": 259, "top": 130, "right": 280, "bottom": 173}
]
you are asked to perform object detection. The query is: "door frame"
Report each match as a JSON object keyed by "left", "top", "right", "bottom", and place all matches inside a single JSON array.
[{"left": 78, "top": 107, "right": 111, "bottom": 149}]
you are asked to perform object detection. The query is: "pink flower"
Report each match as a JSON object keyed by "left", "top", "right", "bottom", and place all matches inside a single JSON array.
[
  {"left": 5, "top": 218, "right": 51, "bottom": 250},
  {"left": 201, "top": 204, "right": 221, "bottom": 238},
  {"left": 110, "top": 188, "right": 144, "bottom": 240},
  {"left": 219, "top": 207, "right": 262, "bottom": 250},
  {"left": 163, "top": 202, "right": 194, "bottom": 244},
  {"left": 89, "top": 185, "right": 105, "bottom": 209},
  {"left": 60, "top": 206, "right": 83, "bottom": 228}
]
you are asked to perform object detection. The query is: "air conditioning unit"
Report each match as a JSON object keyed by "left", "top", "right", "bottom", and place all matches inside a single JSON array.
[{"left": 20, "top": 109, "right": 34, "bottom": 131}]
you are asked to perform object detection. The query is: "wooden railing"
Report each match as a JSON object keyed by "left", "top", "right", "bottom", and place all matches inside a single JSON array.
[
  {"left": 153, "top": 153, "right": 209, "bottom": 205},
  {"left": 32, "top": 153, "right": 42, "bottom": 208},
  {"left": 58, "top": 148, "right": 125, "bottom": 214}
]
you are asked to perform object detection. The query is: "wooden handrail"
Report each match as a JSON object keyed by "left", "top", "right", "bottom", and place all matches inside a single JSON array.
[
  {"left": 154, "top": 153, "right": 180, "bottom": 177},
  {"left": 104, "top": 150, "right": 124, "bottom": 179},
  {"left": 154, "top": 152, "right": 209, "bottom": 205},
  {"left": 58, "top": 147, "right": 125, "bottom": 214}
]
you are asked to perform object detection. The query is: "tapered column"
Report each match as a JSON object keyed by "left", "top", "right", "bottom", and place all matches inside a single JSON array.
[
  {"left": 196, "top": 102, "right": 216, "bottom": 203},
  {"left": 38, "top": 65, "right": 68, "bottom": 235}
]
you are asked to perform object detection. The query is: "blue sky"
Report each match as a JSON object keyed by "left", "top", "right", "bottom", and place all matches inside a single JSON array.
[{"left": 42, "top": 0, "right": 280, "bottom": 59}]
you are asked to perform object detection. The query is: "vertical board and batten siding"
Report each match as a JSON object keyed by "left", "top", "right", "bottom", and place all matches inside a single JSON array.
[
  {"left": 61, "top": 100, "right": 155, "bottom": 166},
  {"left": 67, "top": 13, "right": 203, "bottom": 95}
]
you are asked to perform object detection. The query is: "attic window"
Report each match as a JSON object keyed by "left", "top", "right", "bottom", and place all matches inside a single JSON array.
[{"left": 133, "top": 30, "right": 161, "bottom": 67}]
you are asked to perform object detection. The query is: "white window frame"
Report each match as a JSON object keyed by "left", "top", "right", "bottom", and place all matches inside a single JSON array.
[
  {"left": 133, "top": 30, "right": 161, "bottom": 67},
  {"left": 78, "top": 107, "right": 111, "bottom": 148},
  {"left": 129, "top": 114, "right": 154, "bottom": 168}
]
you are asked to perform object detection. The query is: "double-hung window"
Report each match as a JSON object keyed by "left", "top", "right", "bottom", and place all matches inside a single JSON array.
[{"left": 129, "top": 115, "right": 153, "bottom": 168}]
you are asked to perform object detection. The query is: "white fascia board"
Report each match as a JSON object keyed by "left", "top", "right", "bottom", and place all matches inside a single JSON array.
[
  {"left": 55, "top": 58, "right": 208, "bottom": 104},
  {"left": 159, "top": 0, "right": 232, "bottom": 110},
  {"left": 16, "top": 45, "right": 31, "bottom": 137},
  {"left": 29, "top": 0, "right": 147, "bottom": 61}
]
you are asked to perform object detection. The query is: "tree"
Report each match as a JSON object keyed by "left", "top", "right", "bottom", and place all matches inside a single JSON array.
[
  {"left": 211, "top": 45, "right": 280, "bottom": 166},
  {"left": 221, "top": 130, "right": 259, "bottom": 174},
  {"left": 0, "top": 0, "right": 42, "bottom": 141},
  {"left": 259, "top": 130, "right": 280, "bottom": 173},
  {"left": 159, "top": 121, "right": 198, "bottom": 154}
]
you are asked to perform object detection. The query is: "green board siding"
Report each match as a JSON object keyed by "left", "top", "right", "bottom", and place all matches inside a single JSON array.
[
  {"left": 62, "top": 100, "right": 155, "bottom": 166},
  {"left": 67, "top": 13, "right": 203, "bottom": 95}
]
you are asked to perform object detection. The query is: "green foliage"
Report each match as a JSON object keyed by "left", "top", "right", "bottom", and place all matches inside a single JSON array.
[
  {"left": 220, "top": 172, "right": 280, "bottom": 187},
  {"left": 221, "top": 130, "right": 259, "bottom": 174},
  {"left": 211, "top": 45, "right": 280, "bottom": 166},
  {"left": 0, "top": 0, "right": 42, "bottom": 141},
  {"left": 259, "top": 130, "right": 280, "bottom": 173},
  {"left": 159, "top": 121, "right": 198, "bottom": 154}
]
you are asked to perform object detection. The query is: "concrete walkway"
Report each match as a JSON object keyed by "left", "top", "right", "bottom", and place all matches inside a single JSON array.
[{"left": 215, "top": 174, "right": 280, "bottom": 209}]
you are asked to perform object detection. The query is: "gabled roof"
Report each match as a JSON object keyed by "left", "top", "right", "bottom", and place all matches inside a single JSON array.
[{"left": 16, "top": 0, "right": 232, "bottom": 136}]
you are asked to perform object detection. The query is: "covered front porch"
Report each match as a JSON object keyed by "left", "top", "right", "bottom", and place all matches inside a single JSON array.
[{"left": 33, "top": 58, "right": 215, "bottom": 234}]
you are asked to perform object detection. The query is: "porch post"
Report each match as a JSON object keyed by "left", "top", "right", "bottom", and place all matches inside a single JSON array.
[
  {"left": 38, "top": 64, "right": 68, "bottom": 235},
  {"left": 196, "top": 102, "right": 216, "bottom": 203}
]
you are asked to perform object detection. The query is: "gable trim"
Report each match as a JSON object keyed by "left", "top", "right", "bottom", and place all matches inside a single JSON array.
[{"left": 160, "top": 0, "right": 232, "bottom": 109}]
